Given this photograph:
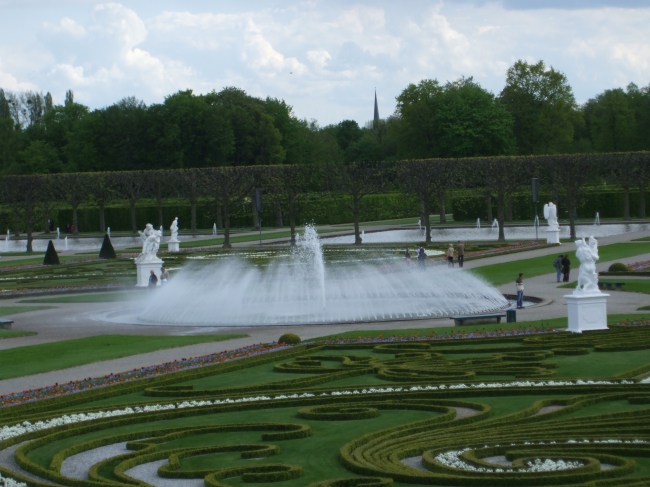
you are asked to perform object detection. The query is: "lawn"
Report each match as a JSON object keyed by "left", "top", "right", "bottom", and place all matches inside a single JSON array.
[
  {"left": 560, "top": 279, "right": 650, "bottom": 295},
  {"left": 0, "top": 334, "right": 247, "bottom": 380},
  {"left": 0, "top": 305, "right": 54, "bottom": 316},
  {"left": 471, "top": 242, "right": 650, "bottom": 285}
]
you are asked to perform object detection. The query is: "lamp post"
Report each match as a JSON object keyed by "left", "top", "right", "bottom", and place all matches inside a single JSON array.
[{"left": 532, "top": 178, "right": 539, "bottom": 241}]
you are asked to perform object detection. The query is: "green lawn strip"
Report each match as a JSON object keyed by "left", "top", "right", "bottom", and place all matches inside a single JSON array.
[
  {"left": 471, "top": 242, "right": 650, "bottom": 285},
  {"left": 556, "top": 399, "right": 650, "bottom": 420},
  {"left": 552, "top": 349, "right": 650, "bottom": 378},
  {"left": 560, "top": 279, "right": 650, "bottom": 295},
  {"left": 0, "top": 334, "right": 247, "bottom": 380},
  {"left": 0, "top": 305, "right": 54, "bottom": 317},
  {"left": 19, "top": 292, "right": 136, "bottom": 303},
  {"left": 0, "top": 255, "right": 85, "bottom": 268}
]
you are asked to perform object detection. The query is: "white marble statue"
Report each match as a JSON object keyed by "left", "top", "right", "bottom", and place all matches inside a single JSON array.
[
  {"left": 543, "top": 202, "right": 559, "bottom": 230},
  {"left": 169, "top": 217, "right": 179, "bottom": 242},
  {"left": 574, "top": 235, "right": 600, "bottom": 294},
  {"left": 136, "top": 223, "right": 162, "bottom": 263}
]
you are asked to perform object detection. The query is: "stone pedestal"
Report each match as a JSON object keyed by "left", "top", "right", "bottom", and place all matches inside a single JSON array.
[
  {"left": 136, "top": 260, "right": 164, "bottom": 287},
  {"left": 546, "top": 228, "right": 560, "bottom": 244},
  {"left": 168, "top": 240, "right": 180, "bottom": 253},
  {"left": 565, "top": 292, "right": 609, "bottom": 333}
]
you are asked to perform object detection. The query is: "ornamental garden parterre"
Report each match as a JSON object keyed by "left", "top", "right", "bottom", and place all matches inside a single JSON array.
[{"left": 0, "top": 321, "right": 649, "bottom": 486}]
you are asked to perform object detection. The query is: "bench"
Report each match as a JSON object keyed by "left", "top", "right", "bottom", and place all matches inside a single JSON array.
[
  {"left": 598, "top": 282, "right": 626, "bottom": 291},
  {"left": 0, "top": 318, "right": 13, "bottom": 330},
  {"left": 452, "top": 313, "right": 506, "bottom": 326}
]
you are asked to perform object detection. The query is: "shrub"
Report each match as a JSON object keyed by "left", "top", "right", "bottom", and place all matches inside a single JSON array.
[
  {"left": 99, "top": 234, "right": 116, "bottom": 259},
  {"left": 608, "top": 262, "right": 629, "bottom": 272},
  {"left": 278, "top": 333, "right": 301, "bottom": 345},
  {"left": 43, "top": 240, "right": 60, "bottom": 265}
]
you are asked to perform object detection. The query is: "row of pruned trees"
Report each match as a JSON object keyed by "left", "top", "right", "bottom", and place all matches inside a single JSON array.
[
  {"left": 399, "top": 152, "right": 650, "bottom": 242},
  {"left": 1, "top": 165, "right": 305, "bottom": 252},
  {"left": 2, "top": 151, "right": 649, "bottom": 251}
]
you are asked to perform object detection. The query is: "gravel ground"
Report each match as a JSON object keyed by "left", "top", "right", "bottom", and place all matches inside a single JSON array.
[
  {"left": 124, "top": 459, "right": 204, "bottom": 487},
  {"left": 0, "top": 442, "right": 59, "bottom": 485},
  {"left": 533, "top": 405, "right": 566, "bottom": 416},
  {"left": 454, "top": 407, "right": 481, "bottom": 419},
  {"left": 60, "top": 441, "right": 130, "bottom": 480}
]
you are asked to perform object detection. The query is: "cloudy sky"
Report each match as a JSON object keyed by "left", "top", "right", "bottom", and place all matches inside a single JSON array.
[{"left": 1, "top": 0, "right": 649, "bottom": 126}]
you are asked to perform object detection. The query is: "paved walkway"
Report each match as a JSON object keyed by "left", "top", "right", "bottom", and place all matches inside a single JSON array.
[{"left": 0, "top": 228, "right": 648, "bottom": 396}]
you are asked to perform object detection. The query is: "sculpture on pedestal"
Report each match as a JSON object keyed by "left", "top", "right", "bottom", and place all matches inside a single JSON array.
[
  {"left": 136, "top": 224, "right": 162, "bottom": 263},
  {"left": 574, "top": 235, "right": 600, "bottom": 294},
  {"left": 169, "top": 217, "right": 179, "bottom": 242},
  {"left": 543, "top": 202, "right": 559, "bottom": 230}
]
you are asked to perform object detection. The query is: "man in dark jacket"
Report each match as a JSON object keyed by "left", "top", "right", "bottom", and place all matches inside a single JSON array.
[{"left": 561, "top": 255, "right": 571, "bottom": 283}]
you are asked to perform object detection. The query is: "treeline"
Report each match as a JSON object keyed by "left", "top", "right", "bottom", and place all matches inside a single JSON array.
[
  {"left": 1, "top": 60, "right": 650, "bottom": 177},
  {"left": 3, "top": 152, "right": 649, "bottom": 252}
]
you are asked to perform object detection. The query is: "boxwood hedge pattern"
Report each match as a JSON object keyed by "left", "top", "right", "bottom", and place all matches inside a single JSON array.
[{"left": 0, "top": 325, "right": 649, "bottom": 486}]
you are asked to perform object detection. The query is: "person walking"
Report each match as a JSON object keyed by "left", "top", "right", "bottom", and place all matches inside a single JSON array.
[
  {"left": 562, "top": 255, "right": 571, "bottom": 282},
  {"left": 515, "top": 273, "right": 524, "bottom": 309},
  {"left": 457, "top": 240, "right": 465, "bottom": 268},
  {"left": 553, "top": 255, "right": 563, "bottom": 283},
  {"left": 446, "top": 243, "right": 454, "bottom": 268},
  {"left": 148, "top": 269, "right": 158, "bottom": 289},
  {"left": 160, "top": 267, "right": 170, "bottom": 286}
]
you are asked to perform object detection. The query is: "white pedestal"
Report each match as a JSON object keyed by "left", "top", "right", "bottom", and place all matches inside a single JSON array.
[
  {"left": 136, "top": 260, "right": 164, "bottom": 287},
  {"left": 565, "top": 292, "right": 609, "bottom": 333},
  {"left": 168, "top": 240, "right": 180, "bottom": 253},
  {"left": 546, "top": 228, "right": 560, "bottom": 244}
]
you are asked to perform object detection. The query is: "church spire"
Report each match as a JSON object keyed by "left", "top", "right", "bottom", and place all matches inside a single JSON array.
[{"left": 373, "top": 89, "right": 379, "bottom": 124}]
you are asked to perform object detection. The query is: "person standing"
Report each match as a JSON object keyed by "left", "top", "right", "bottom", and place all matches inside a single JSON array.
[
  {"left": 553, "top": 255, "right": 563, "bottom": 283},
  {"left": 148, "top": 270, "right": 158, "bottom": 289},
  {"left": 417, "top": 245, "right": 426, "bottom": 270},
  {"left": 457, "top": 241, "right": 465, "bottom": 268},
  {"left": 562, "top": 254, "right": 571, "bottom": 282},
  {"left": 446, "top": 243, "right": 454, "bottom": 268},
  {"left": 160, "top": 267, "right": 170, "bottom": 286},
  {"left": 515, "top": 273, "right": 524, "bottom": 309}
]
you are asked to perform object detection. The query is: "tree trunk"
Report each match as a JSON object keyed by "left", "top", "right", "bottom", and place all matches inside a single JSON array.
[
  {"left": 497, "top": 194, "right": 505, "bottom": 242},
  {"left": 276, "top": 202, "right": 283, "bottom": 227},
  {"left": 569, "top": 205, "right": 577, "bottom": 239},
  {"left": 639, "top": 183, "right": 646, "bottom": 218},
  {"left": 72, "top": 204, "right": 79, "bottom": 235},
  {"left": 43, "top": 204, "right": 51, "bottom": 233},
  {"left": 623, "top": 188, "right": 630, "bottom": 220},
  {"left": 99, "top": 203, "right": 106, "bottom": 233},
  {"left": 190, "top": 200, "right": 197, "bottom": 234},
  {"left": 438, "top": 194, "right": 446, "bottom": 223},
  {"left": 130, "top": 199, "right": 137, "bottom": 234},
  {"left": 216, "top": 205, "right": 223, "bottom": 230},
  {"left": 25, "top": 202, "right": 33, "bottom": 252},
  {"left": 353, "top": 194, "right": 362, "bottom": 245},
  {"left": 289, "top": 198, "right": 296, "bottom": 246},
  {"left": 486, "top": 194, "right": 493, "bottom": 223},
  {"left": 12, "top": 209, "right": 21, "bottom": 236},
  {"left": 251, "top": 199, "right": 259, "bottom": 229},
  {"left": 419, "top": 199, "right": 426, "bottom": 225},
  {"left": 222, "top": 201, "right": 231, "bottom": 248}
]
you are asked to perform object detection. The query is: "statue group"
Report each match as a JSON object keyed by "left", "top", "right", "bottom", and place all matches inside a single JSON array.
[
  {"left": 574, "top": 235, "right": 600, "bottom": 294},
  {"left": 136, "top": 224, "right": 162, "bottom": 263}
]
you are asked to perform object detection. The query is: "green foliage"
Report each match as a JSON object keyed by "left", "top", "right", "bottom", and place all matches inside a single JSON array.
[
  {"left": 42, "top": 240, "right": 59, "bottom": 265},
  {"left": 279, "top": 333, "right": 302, "bottom": 345},
  {"left": 98, "top": 234, "right": 116, "bottom": 259},
  {"left": 609, "top": 262, "right": 630, "bottom": 272}
]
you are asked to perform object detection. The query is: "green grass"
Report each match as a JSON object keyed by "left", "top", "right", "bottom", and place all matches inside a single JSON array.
[
  {"left": 0, "top": 305, "right": 54, "bottom": 316},
  {"left": 0, "top": 334, "right": 247, "bottom": 380},
  {"left": 19, "top": 292, "right": 136, "bottom": 303},
  {"left": 471, "top": 242, "right": 650, "bottom": 285}
]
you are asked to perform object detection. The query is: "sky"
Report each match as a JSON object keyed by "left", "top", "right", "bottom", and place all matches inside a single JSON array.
[{"left": 1, "top": 0, "right": 649, "bottom": 126}]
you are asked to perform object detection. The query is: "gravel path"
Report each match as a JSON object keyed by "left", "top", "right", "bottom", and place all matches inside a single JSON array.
[
  {"left": 124, "top": 459, "right": 204, "bottom": 487},
  {"left": 454, "top": 407, "right": 481, "bottom": 419},
  {"left": 483, "top": 455, "right": 512, "bottom": 466},
  {"left": 533, "top": 405, "right": 566, "bottom": 416},
  {"left": 0, "top": 442, "right": 59, "bottom": 485},
  {"left": 60, "top": 441, "right": 130, "bottom": 480}
]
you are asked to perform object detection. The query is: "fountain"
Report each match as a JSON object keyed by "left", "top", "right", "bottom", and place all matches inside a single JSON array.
[
  {"left": 476, "top": 218, "right": 481, "bottom": 229},
  {"left": 56, "top": 228, "right": 60, "bottom": 240},
  {"left": 418, "top": 219, "right": 422, "bottom": 231},
  {"left": 534, "top": 215, "right": 540, "bottom": 228},
  {"left": 5, "top": 231, "right": 9, "bottom": 253},
  {"left": 492, "top": 219, "right": 499, "bottom": 229},
  {"left": 64, "top": 236, "right": 68, "bottom": 251},
  {"left": 139, "top": 225, "right": 508, "bottom": 326},
  {"left": 107, "top": 227, "right": 111, "bottom": 238},
  {"left": 213, "top": 223, "right": 217, "bottom": 236},
  {"left": 595, "top": 212, "right": 600, "bottom": 226}
]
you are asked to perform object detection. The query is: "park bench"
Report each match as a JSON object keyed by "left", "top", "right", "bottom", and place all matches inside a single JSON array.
[
  {"left": 598, "top": 281, "right": 626, "bottom": 291},
  {"left": 0, "top": 318, "right": 13, "bottom": 330},
  {"left": 452, "top": 313, "right": 506, "bottom": 326}
]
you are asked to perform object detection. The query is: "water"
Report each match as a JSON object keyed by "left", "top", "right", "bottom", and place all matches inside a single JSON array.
[
  {"left": 476, "top": 218, "right": 481, "bottom": 229},
  {"left": 1, "top": 236, "right": 145, "bottom": 253},
  {"left": 323, "top": 223, "right": 650, "bottom": 244},
  {"left": 595, "top": 212, "right": 600, "bottom": 225},
  {"left": 139, "top": 225, "right": 508, "bottom": 326},
  {"left": 492, "top": 219, "right": 499, "bottom": 228}
]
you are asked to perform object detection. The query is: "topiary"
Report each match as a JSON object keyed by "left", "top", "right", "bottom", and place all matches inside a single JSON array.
[
  {"left": 608, "top": 262, "right": 629, "bottom": 272},
  {"left": 278, "top": 333, "right": 301, "bottom": 345},
  {"left": 99, "top": 234, "right": 117, "bottom": 259},
  {"left": 43, "top": 240, "right": 60, "bottom": 265}
]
